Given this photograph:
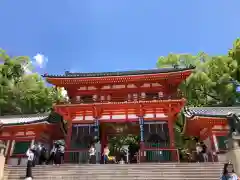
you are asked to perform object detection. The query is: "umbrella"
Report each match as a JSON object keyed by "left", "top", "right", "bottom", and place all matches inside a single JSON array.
[{"left": 55, "top": 140, "right": 65, "bottom": 146}]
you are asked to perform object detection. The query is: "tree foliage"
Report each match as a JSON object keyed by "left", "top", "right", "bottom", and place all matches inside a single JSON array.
[
  {"left": 157, "top": 39, "right": 240, "bottom": 106},
  {"left": 0, "top": 49, "right": 63, "bottom": 115},
  {"left": 157, "top": 38, "right": 240, "bottom": 155}
]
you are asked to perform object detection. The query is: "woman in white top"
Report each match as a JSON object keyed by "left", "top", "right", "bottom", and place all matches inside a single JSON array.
[
  {"left": 89, "top": 144, "right": 96, "bottom": 164},
  {"left": 25, "top": 146, "right": 35, "bottom": 179}
]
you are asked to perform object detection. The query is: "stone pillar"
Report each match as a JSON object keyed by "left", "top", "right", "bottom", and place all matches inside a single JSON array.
[
  {"left": 139, "top": 117, "right": 145, "bottom": 162},
  {"left": 0, "top": 141, "right": 6, "bottom": 180}
]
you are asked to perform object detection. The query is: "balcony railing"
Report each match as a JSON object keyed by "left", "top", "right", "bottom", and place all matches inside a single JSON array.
[{"left": 58, "top": 93, "right": 184, "bottom": 105}]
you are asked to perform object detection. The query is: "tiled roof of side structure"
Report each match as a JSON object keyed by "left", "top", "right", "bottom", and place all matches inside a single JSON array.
[
  {"left": 183, "top": 107, "right": 240, "bottom": 119},
  {"left": 0, "top": 114, "right": 49, "bottom": 126},
  {"left": 42, "top": 67, "right": 194, "bottom": 78}
]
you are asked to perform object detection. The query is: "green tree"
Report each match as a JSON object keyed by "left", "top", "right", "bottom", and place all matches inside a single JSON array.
[
  {"left": 0, "top": 48, "right": 63, "bottom": 115},
  {"left": 156, "top": 39, "right": 240, "bottom": 159}
]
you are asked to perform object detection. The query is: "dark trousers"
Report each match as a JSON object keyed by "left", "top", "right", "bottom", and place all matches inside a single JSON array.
[
  {"left": 26, "top": 160, "right": 33, "bottom": 178},
  {"left": 54, "top": 152, "right": 61, "bottom": 165},
  {"left": 89, "top": 155, "right": 96, "bottom": 164},
  {"left": 60, "top": 153, "right": 64, "bottom": 163},
  {"left": 196, "top": 153, "right": 203, "bottom": 162},
  {"left": 103, "top": 155, "right": 108, "bottom": 164},
  {"left": 47, "top": 152, "right": 55, "bottom": 164}
]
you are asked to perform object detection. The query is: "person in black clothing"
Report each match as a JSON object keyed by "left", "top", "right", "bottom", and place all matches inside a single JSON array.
[
  {"left": 39, "top": 145, "right": 47, "bottom": 165},
  {"left": 200, "top": 142, "right": 208, "bottom": 162},
  {"left": 54, "top": 144, "right": 62, "bottom": 165}
]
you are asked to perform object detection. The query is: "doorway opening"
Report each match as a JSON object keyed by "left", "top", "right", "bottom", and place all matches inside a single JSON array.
[{"left": 100, "top": 121, "right": 140, "bottom": 163}]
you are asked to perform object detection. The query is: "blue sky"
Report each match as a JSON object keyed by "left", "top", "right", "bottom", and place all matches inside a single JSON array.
[{"left": 1, "top": 0, "right": 240, "bottom": 74}]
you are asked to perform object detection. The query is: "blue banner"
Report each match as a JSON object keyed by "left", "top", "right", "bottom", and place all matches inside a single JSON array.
[
  {"left": 94, "top": 119, "right": 99, "bottom": 140},
  {"left": 139, "top": 117, "right": 144, "bottom": 142}
]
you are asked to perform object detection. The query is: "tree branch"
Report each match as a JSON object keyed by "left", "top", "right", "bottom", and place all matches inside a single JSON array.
[{"left": 194, "top": 88, "right": 221, "bottom": 101}]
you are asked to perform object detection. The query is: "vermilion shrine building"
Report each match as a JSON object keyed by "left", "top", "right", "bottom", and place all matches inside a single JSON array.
[
  {"left": 43, "top": 67, "right": 193, "bottom": 162},
  {"left": 0, "top": 113, "right": 66, "bottom": 165},
  {"left": 183, "top": 107, "right": 233, "bottom": 160},
  {"left": 0, "top": 67, "right": 233, "bottom": 164}
]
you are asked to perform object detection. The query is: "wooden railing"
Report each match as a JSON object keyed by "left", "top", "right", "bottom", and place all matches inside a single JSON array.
[
  {"left": 141, "top": 147, "right": 180, "bottom": 163},
  {"left": 59, "top": 93, "right": 184, "bottom": 105}
]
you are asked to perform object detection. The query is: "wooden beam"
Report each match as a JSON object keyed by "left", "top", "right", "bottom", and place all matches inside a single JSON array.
[{"left": 69, "top": 86, "right": 166, "bottom": 96}]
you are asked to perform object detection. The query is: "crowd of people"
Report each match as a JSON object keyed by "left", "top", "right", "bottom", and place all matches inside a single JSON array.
[
  {"left": 25, "top": 142, "right": 65, "bottom": 179},
  {"left": 25, "top": 142, "right": 240, "bottom": 180}
]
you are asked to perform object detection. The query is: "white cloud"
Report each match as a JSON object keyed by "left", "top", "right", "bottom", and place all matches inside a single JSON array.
[
  {"left": 33, "top": 53, "right": 48, "bottom": 68},
  {"left": 23, "top": 53, "right": 48, "bottom": 74}
]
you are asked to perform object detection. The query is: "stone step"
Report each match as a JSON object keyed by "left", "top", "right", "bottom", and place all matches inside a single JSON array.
[
  {"left": 5, "top": 178, "right": 220, "bottom": 180},
  {"left": 5, "top": 164, "right": 224, "bottom": 169},
  {"left": 4, "top": 163, "right": 223, "bottom": 180}
]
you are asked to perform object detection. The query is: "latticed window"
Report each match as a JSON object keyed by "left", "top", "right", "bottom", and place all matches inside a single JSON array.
[
  {"left": 71, "top": 125, "right": 95, "bottom": 149},
  {"left": 81, "top": 95, "right": 94, "bottom": 103},
  {"left": 145, "top": 92, "right": 158, "bottom": 100}
]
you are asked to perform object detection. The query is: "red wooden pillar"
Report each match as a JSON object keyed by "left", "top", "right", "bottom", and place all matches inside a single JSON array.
[
  {"left": 100, "top": 122, "right": 107, "bottom": 153},
  {"left": 208, "top": 129, "right": 218, "bottom": 162},
  {"left": 64, "top": 116, "right": 73, "bottom": 162},
  {"left": 5, "top": 139, "right": 13, "bottom": 164},
  {"left": 168, "top": 118, "right": 177, "bottom": 161}
]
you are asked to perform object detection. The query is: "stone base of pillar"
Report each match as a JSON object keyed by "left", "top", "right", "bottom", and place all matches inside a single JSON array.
[
  {"left": 0, "top": 141, "right": 6, "bottom": 179},
  {"left": 226, "top": 148, "right": 240, "bottom": 176},
  {"left": 0, "top": 155, "right": 5, "bottom": 179}
]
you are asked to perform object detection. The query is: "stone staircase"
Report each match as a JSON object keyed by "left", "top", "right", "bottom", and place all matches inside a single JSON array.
[{"left": 4, "top": 163, "right": 223, "bottom": 180}]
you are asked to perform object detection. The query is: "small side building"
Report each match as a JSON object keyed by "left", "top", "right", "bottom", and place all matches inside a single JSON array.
[
  {"left": 0, "top": 112, "right": 66, "bottom": 165},
  {"left": 183, "top": 107, "right": 239, "bottom": 161}
]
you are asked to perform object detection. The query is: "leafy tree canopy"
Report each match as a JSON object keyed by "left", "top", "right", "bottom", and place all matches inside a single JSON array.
[
  {"left": 157, "top": 38, "right": 240, "bottom": 153},
  {"left": 0, "top": 49, "right": 63, "bottom": 115},
  {"left": 157, "top": 39, "right": 240, "bottom": 107}
]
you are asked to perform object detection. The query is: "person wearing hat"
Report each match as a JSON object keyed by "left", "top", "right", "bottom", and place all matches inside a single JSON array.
[{"left": 25, "top": 146, "right": 35, "bottom": 179}]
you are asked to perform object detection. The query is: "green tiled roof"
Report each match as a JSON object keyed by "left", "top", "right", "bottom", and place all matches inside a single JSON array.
[
  {"left": 0, "top": 112, "right": 67, "bottom": 135},
  {"left": 0, "top": 114, "right": 49, "bottom": 126},
  {"left": 183, "top": 107, "right": 240, "bottom": 119},
  {"left": 42, "top": 67, "right": 194, "bottom": 78}
]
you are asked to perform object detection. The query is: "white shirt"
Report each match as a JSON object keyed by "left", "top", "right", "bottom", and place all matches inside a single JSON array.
[
  {"left": 51, "top": 147, "right": 56, "bottom": 154},
  {"left": 60, "top": 146, "right": 65, "bottom": 153},
  {"left": 196, "top": 145, "right": 202, "bottom": 153},
  {"left": 89, "top": 147, "right": 96, "bottom": 156},
  {"left": 26, "top": 149, "right": 34, "bottom": 161}
]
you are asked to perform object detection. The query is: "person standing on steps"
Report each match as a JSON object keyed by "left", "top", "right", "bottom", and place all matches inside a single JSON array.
[
  {"left": 200, "top": 142, "right": 208, "bottom": 162},
  {"left": 103, "top": 145, "right": 110, "bottom": 164},
  {"left": 47, "top": 143, "right": 56, "bottom": 165},
  {"left": 195, "top": 142, "right": 203, "bottom": 162},
  {"left": 89, "top": 144, "right": 96, "bottom": 164},
  {"left": 25, "top": 146, "right": 35, "bottom": 180},
  {"left": 54, "top": 143, "right": 62, "bottom": 166},
  {"left": 60, "top": 145, "right": 65, "bottom": 164}
]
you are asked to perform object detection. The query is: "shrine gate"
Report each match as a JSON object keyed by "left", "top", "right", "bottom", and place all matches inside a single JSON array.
[{"left": 43, "top": 67, "right": 193, "bottom": 163}]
